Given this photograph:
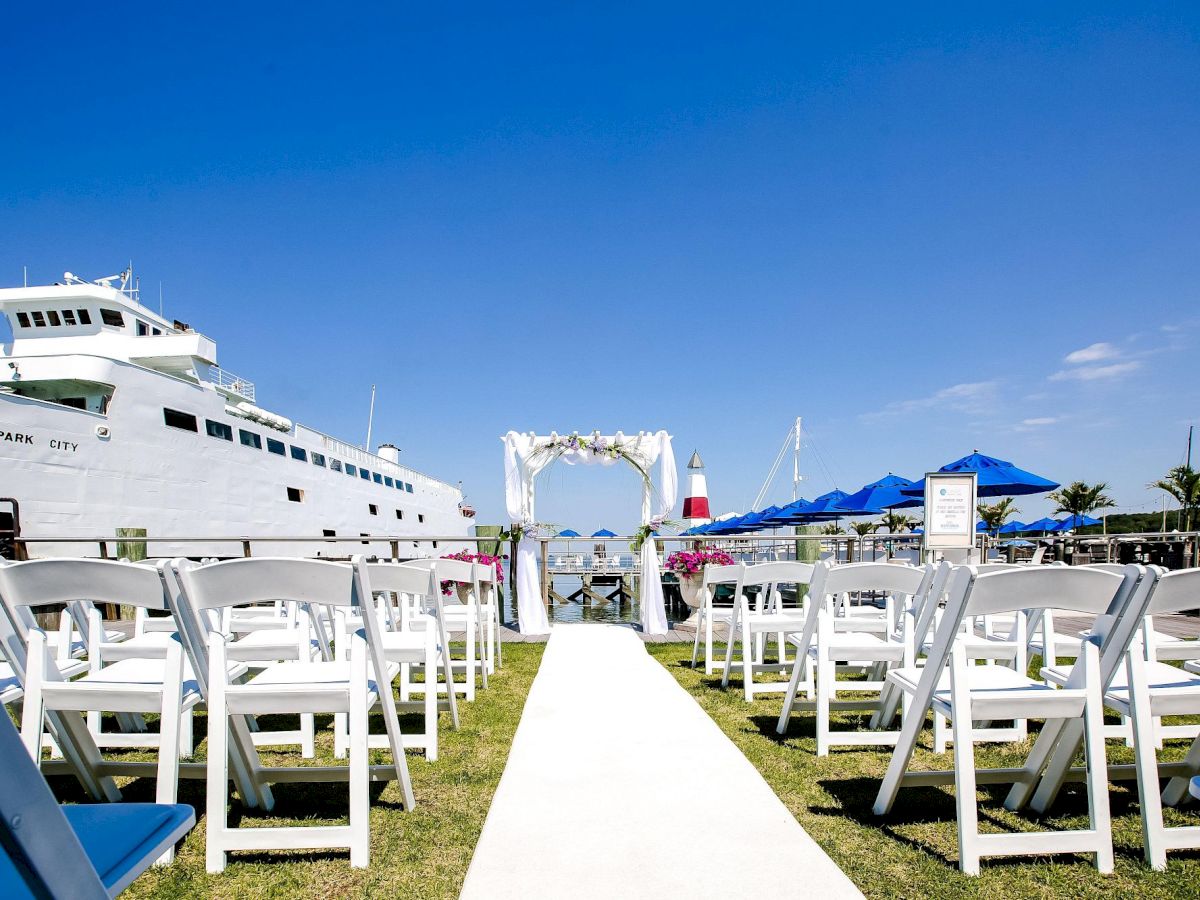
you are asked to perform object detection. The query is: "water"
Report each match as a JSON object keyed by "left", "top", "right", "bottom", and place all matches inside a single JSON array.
[{"left": 499, "top": 576, "right": 692, "bottom": 626}]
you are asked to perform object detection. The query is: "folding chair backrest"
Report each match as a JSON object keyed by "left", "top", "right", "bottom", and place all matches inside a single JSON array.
[
  {"left": 818, "top": 561, "right": 926, "bottom": 601},
  {"left": 1144, "top": 567, "right": 1200, "bottom": 616},
  {"left": 702, "top": 563, "right": 745, "bottom": 587},
  {"left": 0, "top": 558, "right": 166, "bottom": 611},
  {"left": 362, "top": 561, "right": 440, "bottom": 599},
  {"left": 740, "top": 561, "right": 815, "bottom": 588},
  {"left": 960, "top": 565, "right": 1124, "bottom": 620},
  {"left": 177, "top": 557, "right": 355, "bottom": 611}
]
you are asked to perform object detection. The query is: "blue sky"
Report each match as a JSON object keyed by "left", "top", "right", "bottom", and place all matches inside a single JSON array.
[{"left": 3, "top": 3, "right": 1198, "bottom": 531}]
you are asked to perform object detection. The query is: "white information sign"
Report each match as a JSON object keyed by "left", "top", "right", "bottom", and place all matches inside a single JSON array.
[{"left": 923, "top": 472, "right": 978, "bottom": 550}]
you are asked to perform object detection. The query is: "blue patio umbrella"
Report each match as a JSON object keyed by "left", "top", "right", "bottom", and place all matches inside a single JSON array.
[
  {"left": 1000, "top": 539, "right": 1035, "bottom": 547},
  {"left": 731, "top": 505, "right": 786, "bottom": 533},
  {"left": 711, "top": 514, "right": 754, "bottom": 534},
  {"left": 591, "top": 528, "right": 617, "bottom": 538},
  {"left": 997, "top": 520, "right": 1028, "bottom": 534},
  {"left": 834, "top": 474, "right": 922, "bottom": 515},
  {"left": 767, "top": 491, "right": 851, "bottom": 525},
  {"left": 901, "top": 451, "right": 1059, "bottom": 498},
  {"left": 1024, "top": 517, "right": 1060, "bottom": 533},
  {"left": 758, "top": 498, "right": 812, "bottom": 526},
  {"left": 557, "top": 528, "right": 581, "bottom": 538},
  {"left": 976, "top": 520, "right": 990, "bottom": 532},
  {"left": 1051, "top": 514, "right": 1102, "bottom": 532}
]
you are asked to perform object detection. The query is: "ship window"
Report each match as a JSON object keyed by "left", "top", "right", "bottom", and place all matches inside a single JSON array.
[
  {"left": 322, "top": 529, "right": 336, "bottom": 537},
  {"left": 360, "top": 468, "right": 371, "bottom": 481},
  {"left": 418, "top": 514, "right": 425, "bottom": 524},
  {"left": 360, "top": 533, "right": 370, "bottom": 546},
  {"left": 395, "top": 509, "right": 404, "bottom": 520},
  {"left": 287, "top": 487, "right": 303, "bottom": 502},
  {"left": 267, "top": 438, "right": 285, "bottom": 455},
  {"left": 239, "top": 429, "right": 262, "bottom": 449},
  {"left": 311, "top": 452, "right": 326, "bottom": 467},
  {"left": 31, "top": 311, "right": 46, "bottom": 327},
  {"left": 372, "top": 472, "right": 383, "bottom": 485},
  {"left": 205, "top": 419, "right": 233, "bottom": 441},
  {"left": 77, "top": 309, "right": 91, "bottom": 325},
  {"left": 100, "top": 309, "right": 124, "bottom": 328},
  {"left": 47, "top": 310, "right": 61, "bottom": 326},
  {"left": 62, "top": 309, "right": 76, "bottom": 325},
  {"left": 152, "top": 327, "right": 162, "bottom": 336},
  {"left": 15, "top": 312, "right": 29, "bottom": 328},
  {"left": 163, "top": 408, "right": 198, "bottom": 432},
  {"left": 59, "top": 397, "right": 86, "bottom": 409},
  {"left": 136, "top": 320, "right": 149, "bottom": 336},
  {"left": 368, "top": 504, "right": 378, "bottom": 516},
  {"left": 345, "top": 464, "right": 357, "bottom": 477},
  {"left": 432, "top": 541, "right": 439, "bottom": 549},
  {"left": 290, "top": 446, "right": 307, "bottom": 462},
  {"left": 406, "top": 483, "right": 414, "bottom": 493},
  {"left": 384, "top": 476, "right": 393, "bottom": 488},
  {"left": 330, "top": 459, "right": 343, "bottom": 473}
]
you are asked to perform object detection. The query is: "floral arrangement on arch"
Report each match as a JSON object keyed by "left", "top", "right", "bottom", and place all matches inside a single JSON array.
[
  {"left": 664, "top": 548, "right": 736, "bottom": 577},
  {"left": 528, "top": 432, "right": 654, "bottom": 484},
  {"left": 439, "top": 551, "right": 505, "bottom": 597}
]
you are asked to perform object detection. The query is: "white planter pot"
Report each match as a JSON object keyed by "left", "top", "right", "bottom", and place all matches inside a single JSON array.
[{"left": 675, "top": 573, "right": 704, "bottom": 632}]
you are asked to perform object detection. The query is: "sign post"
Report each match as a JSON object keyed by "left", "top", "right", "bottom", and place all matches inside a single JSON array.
[{"left": 922, "top": 472, "right": 978, "bottom": 563}]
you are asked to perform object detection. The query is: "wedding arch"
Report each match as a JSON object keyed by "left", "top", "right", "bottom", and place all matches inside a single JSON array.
[{"left": 502, "top": 430, "right": 678, "bottom": 635}]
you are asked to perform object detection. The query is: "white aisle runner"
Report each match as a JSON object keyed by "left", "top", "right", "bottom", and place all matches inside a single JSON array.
[{"left": 460, "top": 624, "right": 863, "bottom": 899}]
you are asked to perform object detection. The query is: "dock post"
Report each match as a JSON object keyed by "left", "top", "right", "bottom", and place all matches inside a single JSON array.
[
  {"left": 540, "top": 539, "right": 549, "bottom": 607},
  {"left": 242, "top": 540, "right": 252, "bottom": 558},
  {"left": 389, "top": 540, "right": 400, "bottom": 560}
]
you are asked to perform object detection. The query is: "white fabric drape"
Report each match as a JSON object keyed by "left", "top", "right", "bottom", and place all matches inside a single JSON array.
[{"left": 500, "top": 430, "right": 677, "bottom": 635}]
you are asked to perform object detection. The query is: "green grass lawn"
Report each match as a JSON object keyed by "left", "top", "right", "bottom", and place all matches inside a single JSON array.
[
  {"left": 646, "top": 642, "right": 1200, "bottom": 900},
  {"left": 47, "top": 643, "right": 544, "bottom": 900}
]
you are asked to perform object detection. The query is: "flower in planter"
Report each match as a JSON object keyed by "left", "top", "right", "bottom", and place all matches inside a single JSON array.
[
  {"left": 439, "top": 551, "right": 506, "bottom": 596},
  {"left": 664, "top": 549, "right": 735, "bottom": 577}
]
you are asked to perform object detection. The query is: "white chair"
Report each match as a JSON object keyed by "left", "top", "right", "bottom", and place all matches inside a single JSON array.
[
  {"left": 1031, "top": 567, "right": 1200, "bottom": 869},
  {"left": 174, "top": 556, "right": 413, "bottom": 872},
  {"left": 690, "top": 564, "right": 745, "bottom": 674},
  {"left": 2, "top": 559, "right": 203, "bottom": 864},
  {"left": 721, "top": 561, "right": 818, "bottom": 701},
  {"left": 405, "top": 558, "right": 484, "bottom": 699},
  {"left": 873, "top": 565, "right": 1125, "bottom": 875},
  {"left": 332, "top": 561, "right": 459, "bottom": 761},
  {"left": 776, "top": 562, "right": 928, "bottom": 755}
]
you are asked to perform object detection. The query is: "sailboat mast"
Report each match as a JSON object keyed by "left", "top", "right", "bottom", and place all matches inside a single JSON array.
[{"left": 793, "top": 416, "right": 802, "bottom": 502}]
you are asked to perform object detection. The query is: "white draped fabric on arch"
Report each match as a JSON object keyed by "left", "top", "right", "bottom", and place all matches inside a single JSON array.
[{"left": 502, "top": 430, "right": 678, "bottom": 635}]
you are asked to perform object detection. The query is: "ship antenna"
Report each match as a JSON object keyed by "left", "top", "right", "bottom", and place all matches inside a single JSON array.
[
  {"left": 159, "top": 281, "right": 164, "bottom": 317},
  {"left": 364, "top": 384, "right": 377, "bottom": 451}
]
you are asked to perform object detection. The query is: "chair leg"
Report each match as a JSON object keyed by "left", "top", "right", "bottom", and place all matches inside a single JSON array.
[
  {"left": 206, "top": 679, "right": 229, "bottom": 873},
  {"left": 1126, "top": 646, "right": 1168, "bottom": 870},
  {"left": 334, "top": 712, "right": 348, "bottom": 759},
  {"left": 20, "top": 633, "right": 47, "bottom": 763},
  {"left": 949, "top": 648, "right": 981, "bottom": 876},
  {"left": 349, "top": 647, "right": 370, "bottom": 869},
  {"left": 425, "top": 644, "right": 438, "bottom": 761},
  {"left": 742, "top": 622, "right": 754, "bottom": 702},
  {"left": 776, "top": 652, "right": 807, "bottom": 734},
  {"left": 816, "top": 651, "right": 832, "bottom": 757},
  {"left": 465, "top": 617, "right": 476, "bottom": 702},
  {"left": 691, "top": 605, "right": 704, "bottom": 669},
  {"left": 1081, "top": 644, "right": 1114, "bottom": 874},
  {"left": 179, "top": 708, "right": 194, "bottom": 758},
  {"left": 153, "top": 649, "right": 185, "bottom": 866}
]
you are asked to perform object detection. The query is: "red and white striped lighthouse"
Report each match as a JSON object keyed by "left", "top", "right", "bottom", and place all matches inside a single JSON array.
[{"left": 682, "top": 450, "right": 711, "bottom": 525}]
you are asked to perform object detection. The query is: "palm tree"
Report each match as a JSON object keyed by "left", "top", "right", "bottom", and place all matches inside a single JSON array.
[
  {"left": 819, "top": 523, "right": 844, "bottom": 535},
  {"left": 1047, "top": 481, "right": 1115, "bottom": 521},
  {"left": 1150, "top": 465, "right": 1200, "bottom": 532},
  {"left": 977, "top": 498, "right": 1019, "bottom": 534},
  {"left": 880, "top": 511, "right": 916, "bottom": 534},
  {"left": 849, "top": 520, "right": 879, "bottom": 536}
]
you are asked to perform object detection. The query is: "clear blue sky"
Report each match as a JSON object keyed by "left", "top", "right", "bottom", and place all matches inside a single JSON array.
[{"left": 3, "top": 3, "right": 1198, "bottom": 531}]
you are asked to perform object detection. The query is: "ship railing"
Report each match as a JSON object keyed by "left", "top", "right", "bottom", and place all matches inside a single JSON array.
[
  {"left": 292, "top": 424, "right": 457, "bottom": 495},
  {"left": 209, "top": 366, "right": 256, "bottom": 402}
]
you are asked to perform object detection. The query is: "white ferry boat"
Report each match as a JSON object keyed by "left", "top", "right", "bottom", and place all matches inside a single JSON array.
[{"left": 0, "top": 269, "right": 474, "bottom": 558}]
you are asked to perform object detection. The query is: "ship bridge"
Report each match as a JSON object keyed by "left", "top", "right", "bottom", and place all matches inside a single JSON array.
[{"left": 0, "top": 273, "right": 255, "bottom": 403}]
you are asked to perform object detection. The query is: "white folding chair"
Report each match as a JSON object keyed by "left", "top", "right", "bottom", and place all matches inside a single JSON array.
[
  {"left": 331, "top": 560, "right": 459, "bottom": 761},
  {"left": 721, "top": 561, "right": 818, "bottom": 700},
  {"left": 2, "top": 559, "right": 202, "bottom": 864},
  {"left": 690, "top": 563, "right": 745, "bottom": 674},
  {"left": 1032, "top": 567, "right": 1200, "bottom": 869},
  {"left": 174, "top": 557, "right": 413, "bottom": 872},
  {"left": 776, "top": 562, "right": 928, "bottom": 755},
  {"left": 873, "top": 565, "right": 1126, "bottom": 875},
  {"left": 406, "top": 558, "right": 484, "bottom": 698}
]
